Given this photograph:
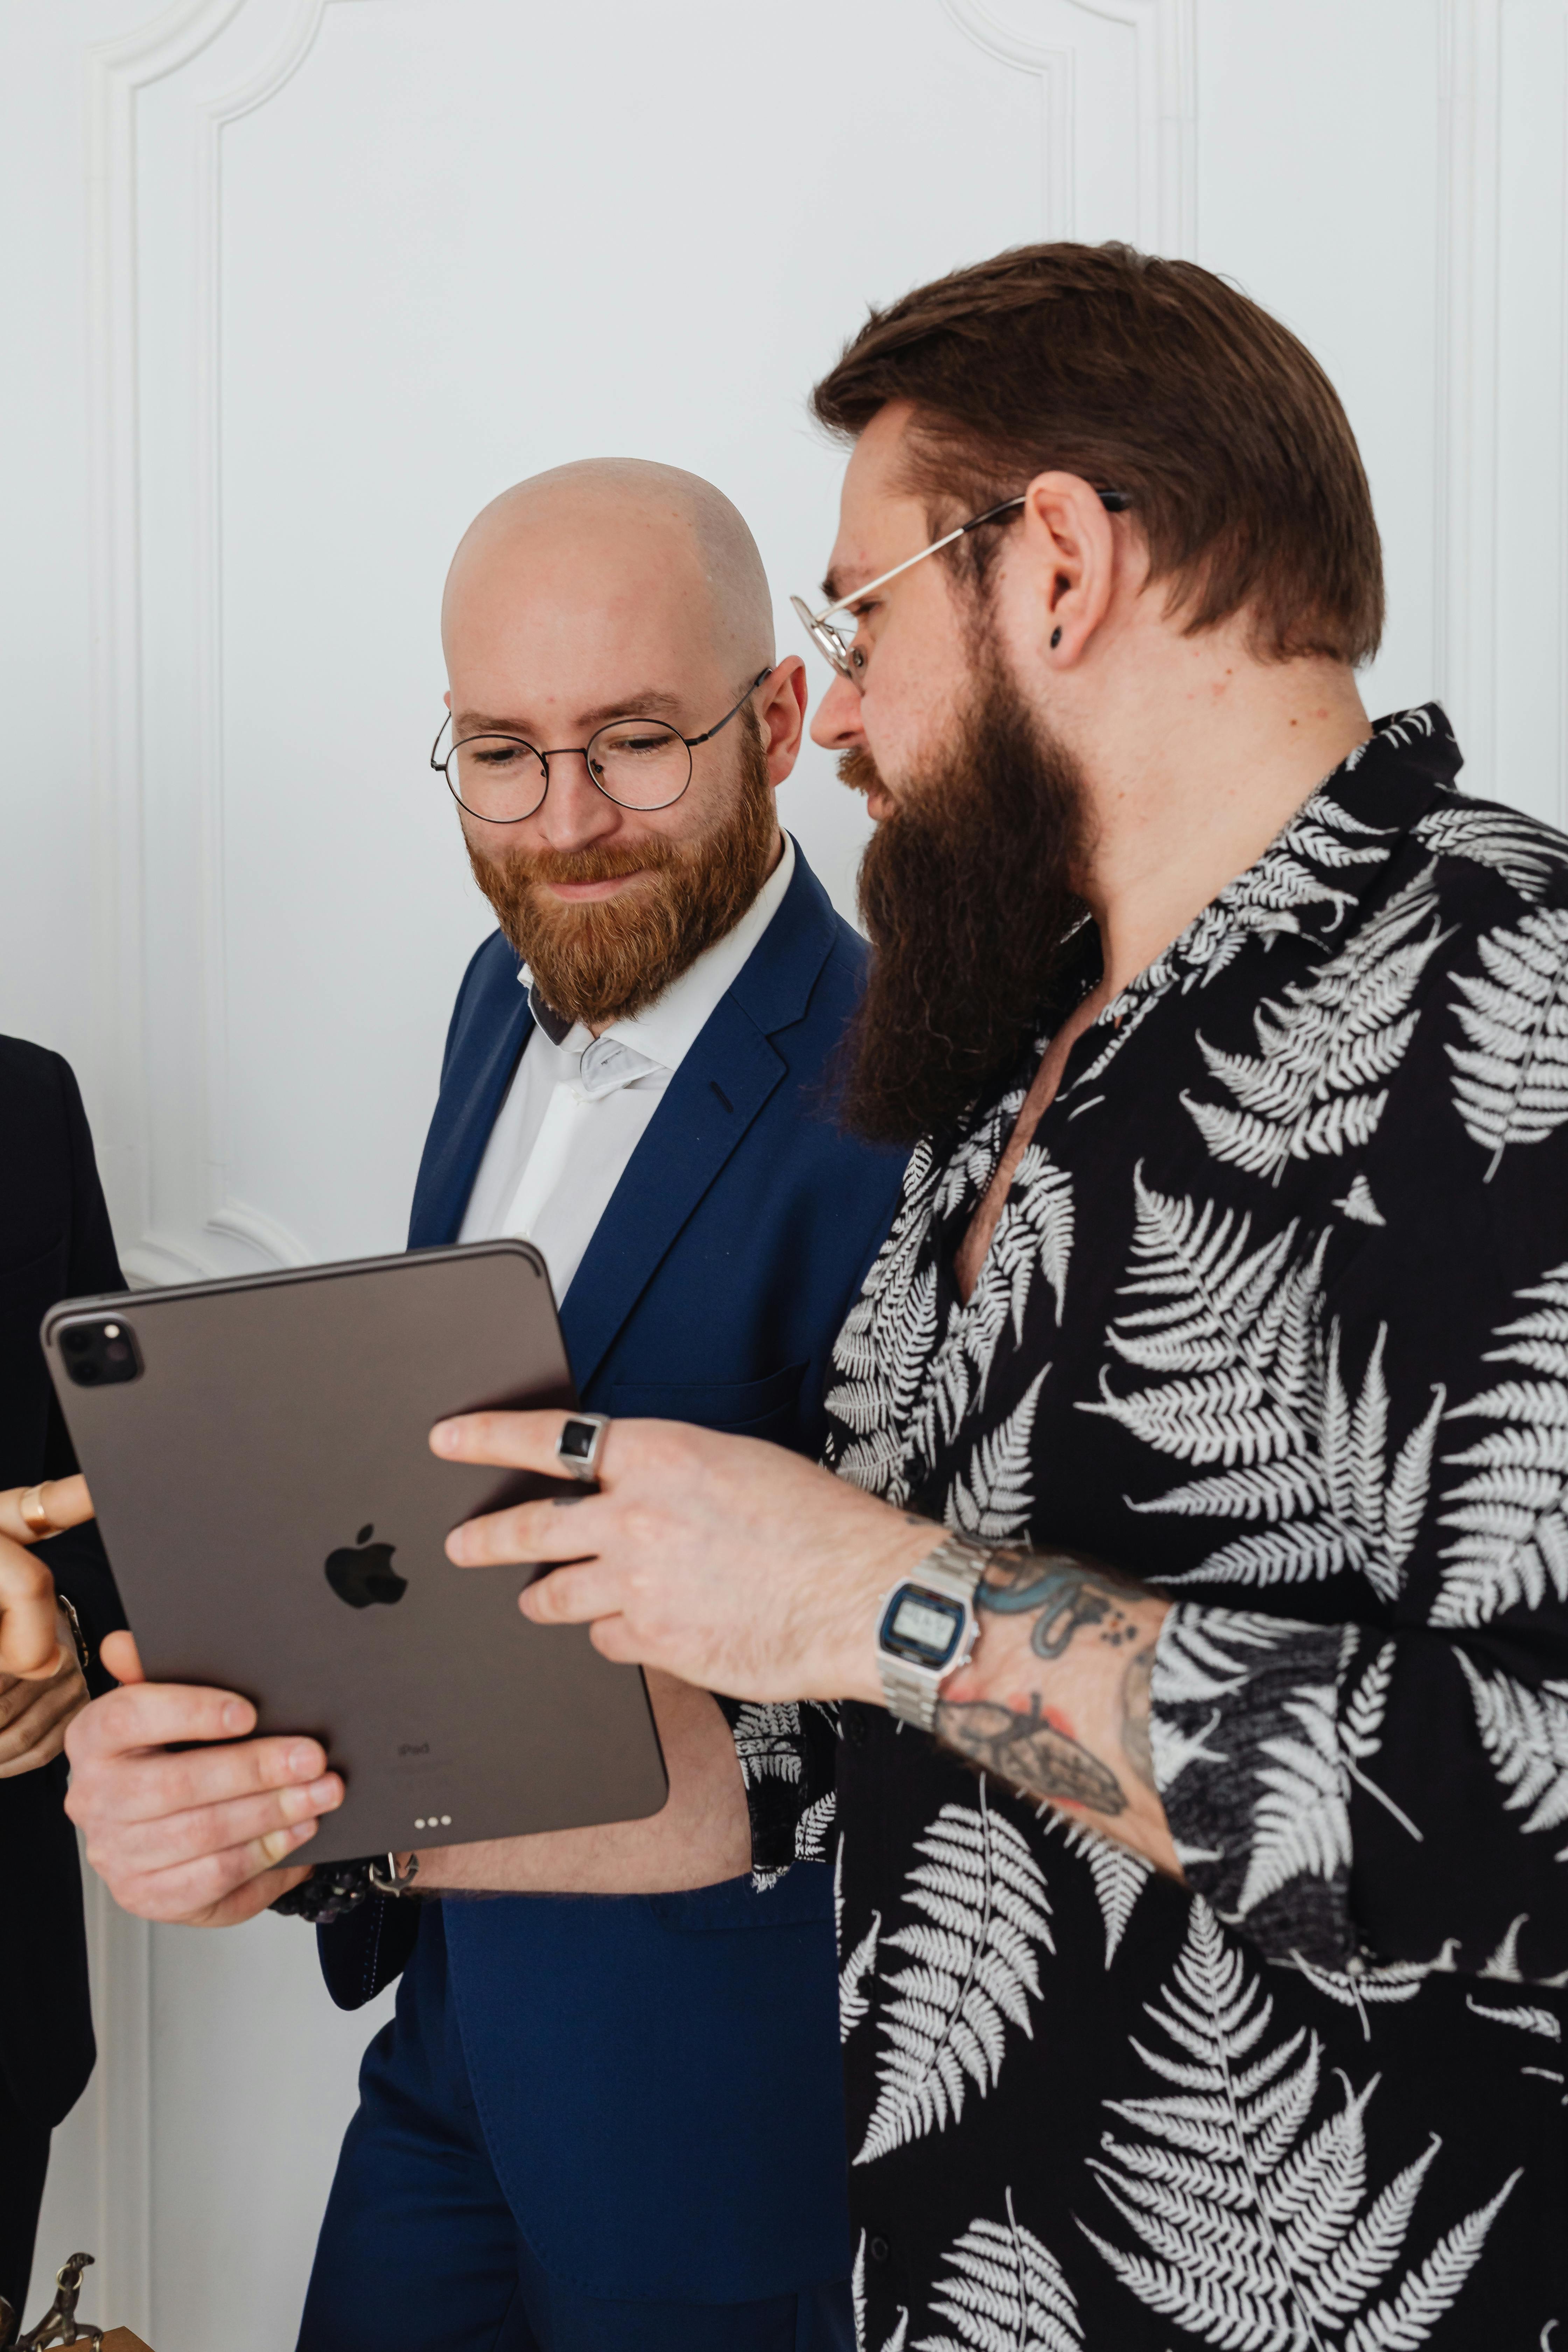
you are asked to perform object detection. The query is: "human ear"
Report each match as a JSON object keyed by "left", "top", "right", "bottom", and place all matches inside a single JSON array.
[
  {"left": 759, "top": 657, "right": 808, "bottom": 786},
  {"left": 1017, "top": 472, "right": 1119, "bottom": 665}
]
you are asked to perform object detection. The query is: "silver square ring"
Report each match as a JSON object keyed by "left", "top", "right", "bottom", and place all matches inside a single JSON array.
[{"left": 556, "top": 1412, "right": 610, "bottom": 1483}]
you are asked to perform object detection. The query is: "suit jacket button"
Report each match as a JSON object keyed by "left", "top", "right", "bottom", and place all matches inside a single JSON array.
[{"left": 869, "top": 2235, "right": 890, "bottom": 2263}]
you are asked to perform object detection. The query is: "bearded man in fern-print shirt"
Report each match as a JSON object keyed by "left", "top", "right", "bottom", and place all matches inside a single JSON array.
[
  {"left": 409, "top": 250, "right": 1568, "bottom": 2352},
  {"left": 814, "top": 703, "right": 1568, "bottom": 2347}
]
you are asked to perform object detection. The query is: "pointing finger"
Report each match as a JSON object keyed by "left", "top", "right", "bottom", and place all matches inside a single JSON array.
[{"left": 431, "top": 1409, "right": 581, "bottom": 1475}]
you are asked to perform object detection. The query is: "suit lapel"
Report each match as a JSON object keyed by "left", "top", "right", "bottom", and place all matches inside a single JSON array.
[
  {"left": 561, "top": 995, "right": 784, "bottom": 1394},
  {"left": 408, "top": 990, "right": 533, "bottom": 1249},
  {"left": 415, "top": 850, "right": 842, "bottom": 1382}
]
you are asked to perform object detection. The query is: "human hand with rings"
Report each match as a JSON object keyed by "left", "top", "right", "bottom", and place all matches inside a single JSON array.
[
  {"left": 433, "top": 1408, "right": 939, "bottom": 1706},
  {"left": 0, "top": 1474, "right": 96, "bottom": 1777}
]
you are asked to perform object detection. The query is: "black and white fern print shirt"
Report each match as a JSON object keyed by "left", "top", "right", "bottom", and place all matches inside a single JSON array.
[{"left": 803, "top": 708, "right": 1568, "bottom": 2351}]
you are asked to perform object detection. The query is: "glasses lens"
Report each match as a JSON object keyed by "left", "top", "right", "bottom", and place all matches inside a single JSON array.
[
  {"left": 826, "top": 618, "right": 866, "bottom": 677},
  {"left": 447, "top": 735, "right": 547, "bottom": 822},
  {"left": 587, "top": 718, "right": 691, "bottom": 810},
  {"left": 792, "top": 594, "right": 849, "bottom": 680}
]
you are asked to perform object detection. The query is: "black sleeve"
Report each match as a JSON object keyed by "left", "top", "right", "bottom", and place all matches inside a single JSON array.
[{"left": 38, "top": 1054, "right": 127, "bottom": 1675}]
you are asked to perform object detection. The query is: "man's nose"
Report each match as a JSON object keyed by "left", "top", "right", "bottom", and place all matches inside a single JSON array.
[
  {"left": 532, "top": 749, "right": 624, "bottom": 850},
  {"left": 809, "top": 674, "right": 865, "bottom": 752}
]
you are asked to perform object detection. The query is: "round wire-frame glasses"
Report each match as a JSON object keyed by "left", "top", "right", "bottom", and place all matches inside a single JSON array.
[
  {"left": 791, "top": 489, "right": 1133, "bottom": 684},
  {"left": 432, "top": 669, "right": 772, "bottom": 825}
]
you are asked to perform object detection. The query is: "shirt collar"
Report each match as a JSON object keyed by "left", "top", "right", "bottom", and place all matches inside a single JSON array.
[{"left": 520, "top": 831, "right": 797, "bottom": 1075}]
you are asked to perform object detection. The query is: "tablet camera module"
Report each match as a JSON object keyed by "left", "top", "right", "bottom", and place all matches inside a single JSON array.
[{"left": 59, "top": 1317, "right": 144, "bottom": 1387}]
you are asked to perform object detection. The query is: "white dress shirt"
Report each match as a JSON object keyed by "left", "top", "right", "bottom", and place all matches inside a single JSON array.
[{"left": 457, "top": 834, "right": 796, "bottom": 1300}]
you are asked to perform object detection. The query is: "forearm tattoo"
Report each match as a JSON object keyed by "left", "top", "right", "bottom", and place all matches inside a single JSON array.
[
  {"left": 936, "top": 1693, "right": 1127, "bottom": 1813},
  {"left": 933, "top": 1546, "right": 1160, "bottom": 1818},
  {"left": 977, "top": 1548, "right": 1146, "bottom": 1656}
]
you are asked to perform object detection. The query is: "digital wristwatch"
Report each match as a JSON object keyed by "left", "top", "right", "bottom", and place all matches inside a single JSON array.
[{"left": 875, "top": 1532, "right": 995, "bottom": 1731}]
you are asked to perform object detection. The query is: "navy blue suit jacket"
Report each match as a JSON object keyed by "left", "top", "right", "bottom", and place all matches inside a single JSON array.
[{"left": 319, "top": 847, "right": 905, "bottom": 2302}]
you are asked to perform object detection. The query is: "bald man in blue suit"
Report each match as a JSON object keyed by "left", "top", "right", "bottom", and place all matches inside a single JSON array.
[{"left": 296, "top": 463, "right": 905, "bottom": 2351}]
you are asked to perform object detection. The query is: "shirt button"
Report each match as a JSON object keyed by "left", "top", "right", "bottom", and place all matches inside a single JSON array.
[{"left": 869, "top": 2235, "right": 890, "bottom": 2264}]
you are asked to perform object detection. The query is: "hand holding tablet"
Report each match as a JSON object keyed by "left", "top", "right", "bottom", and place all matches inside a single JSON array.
[{"left": 50, "top": 1241, "right": 667, "bottom": 1923}]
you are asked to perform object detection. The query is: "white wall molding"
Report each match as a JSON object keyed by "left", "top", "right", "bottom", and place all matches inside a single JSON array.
[
  {"left": 85, "top": 0, "right": 251, "bottom": 1286},
  {"left": 941, "top": 0, "right": 1196, "bottom": 251},
  {"left": 183, "top": 0, "right": 366, "bottom": 1279},
  {"left": 76, "top": 9, "right": 253, "bottom": 2311},
  {"left": 86, "top": 0, "right": 349, "bottom": 1288},
  {"left": 940, "top": 0, "right": 1075, "bottom": 234},
  {"left": 1434, "top": 0, "right": 1502, "bottom": 793},
  {"left": 1435, "top": 0, "right": 1568, "bottom": 820}
]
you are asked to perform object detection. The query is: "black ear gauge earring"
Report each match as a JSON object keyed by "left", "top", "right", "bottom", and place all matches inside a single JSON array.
[{"left": 1050, "top": 627, "right": 1062, "bottom": 650}]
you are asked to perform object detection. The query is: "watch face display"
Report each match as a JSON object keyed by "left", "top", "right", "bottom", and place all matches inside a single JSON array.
[{"left": 881, "top": 1584, "right": 966, "bottom": 1669}]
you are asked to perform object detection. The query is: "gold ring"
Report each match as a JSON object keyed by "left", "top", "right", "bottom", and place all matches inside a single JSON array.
[{"left": 17, "top": 1485, "right": 58, "bottom": 1539}]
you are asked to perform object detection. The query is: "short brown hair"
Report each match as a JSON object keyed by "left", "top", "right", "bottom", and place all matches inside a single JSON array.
[{"left": 811, "top": 241, "right": 1383, "bottom": 665}]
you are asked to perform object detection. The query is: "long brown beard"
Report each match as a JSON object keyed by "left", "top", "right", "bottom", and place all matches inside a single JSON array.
[
  {"left": 839, "top": 664, "right": 1088, "bottom": 1146},
  {"left": 467, "top": 713, "right": 778, "bottom": 1029}
]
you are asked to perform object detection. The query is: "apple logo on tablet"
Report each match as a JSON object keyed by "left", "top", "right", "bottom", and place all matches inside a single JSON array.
[{"left": 325, "top": 1524, "right": 407, "bottom": 1610}]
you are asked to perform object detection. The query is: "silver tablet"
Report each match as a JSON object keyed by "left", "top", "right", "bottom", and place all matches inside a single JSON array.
[{"left": 42, "top": 1240, "right": 667, "bottom": 1865}]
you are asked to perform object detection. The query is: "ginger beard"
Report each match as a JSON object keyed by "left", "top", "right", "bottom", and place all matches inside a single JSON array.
[
  {"left": 465, "top": 709, "right": 778, "bottom": 1030},
  {"left": 839, "top": 653, "right": 1089, "bottom": 1147}
]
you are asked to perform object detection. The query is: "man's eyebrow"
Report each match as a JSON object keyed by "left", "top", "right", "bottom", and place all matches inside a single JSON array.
[
  {"left": 453, "top": 690, "right": 687, "bottom": 740},
  {"left": 577, "top": 688, "right": 686, "bottom": 728},
  {"left": 453, "top": 712, "right": 531, "bottom": 738}
]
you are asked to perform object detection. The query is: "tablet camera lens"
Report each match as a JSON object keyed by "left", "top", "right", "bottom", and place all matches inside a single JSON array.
[{"left": 60, "top": 1318, "right": 143, "bottom": 1388}]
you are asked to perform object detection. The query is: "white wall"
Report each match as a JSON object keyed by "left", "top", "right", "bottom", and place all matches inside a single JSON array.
[{"left": 6, "top": 0, "right": 1567, "bottom": 2343}]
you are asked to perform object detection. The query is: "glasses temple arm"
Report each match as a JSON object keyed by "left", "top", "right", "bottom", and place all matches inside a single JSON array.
[
  {"left": 814, "top": 523, "right": 978, "bottom": 626},
  {"left": 684, "top": 667, "right": 772, "bottom": 748}
]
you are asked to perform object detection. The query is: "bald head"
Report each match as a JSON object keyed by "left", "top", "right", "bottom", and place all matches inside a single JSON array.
[
  {"left": 443, "top": 457, "right": 775, "bottom": 690},
  {"left": 438, "top": 457, "right": 807, "bottom": 1030}
]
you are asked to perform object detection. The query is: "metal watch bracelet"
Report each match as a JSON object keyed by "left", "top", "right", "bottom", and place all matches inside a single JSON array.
[{"left": 876, "top": 1532, "right": 996, "bottom": 1732}]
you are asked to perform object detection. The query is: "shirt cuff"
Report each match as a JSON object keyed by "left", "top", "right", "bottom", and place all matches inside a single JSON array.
[{"left": 1148, "top": 1602, "right": 1352, "bottom": 1968}]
